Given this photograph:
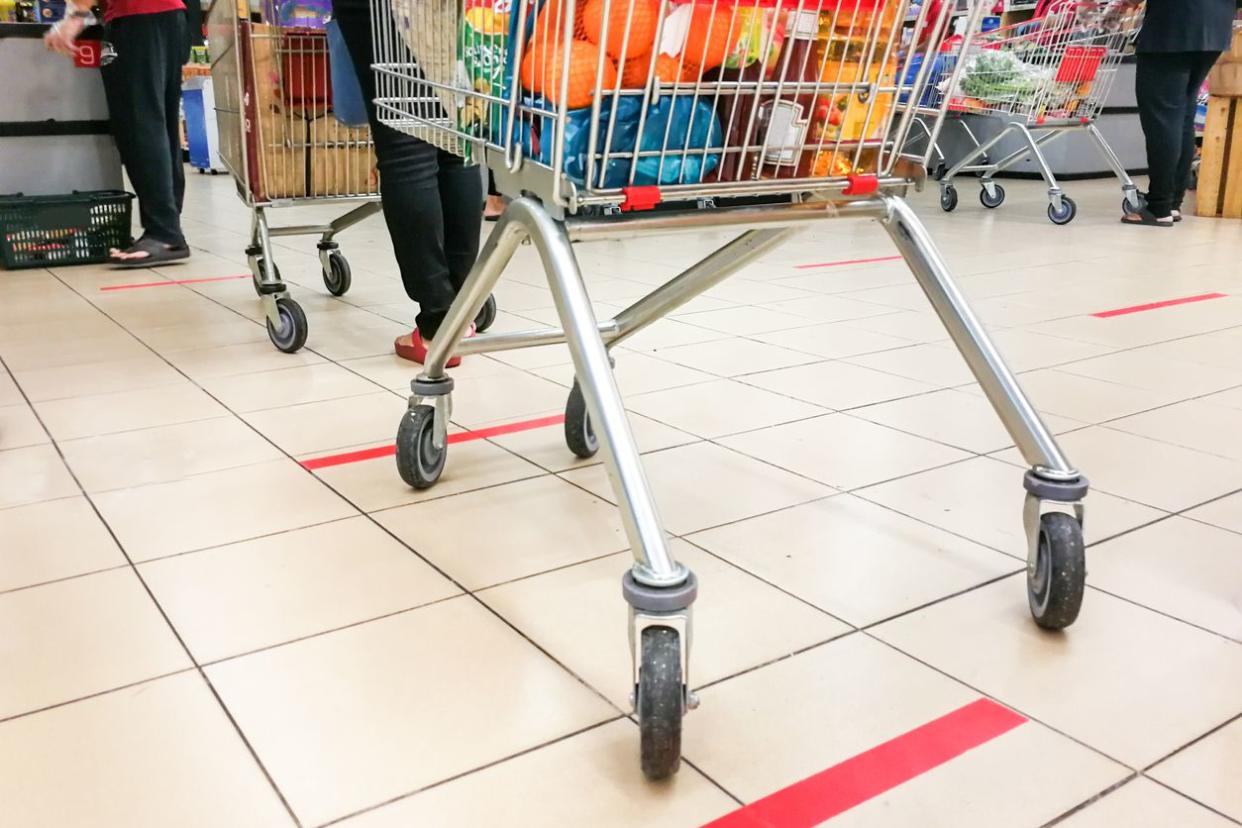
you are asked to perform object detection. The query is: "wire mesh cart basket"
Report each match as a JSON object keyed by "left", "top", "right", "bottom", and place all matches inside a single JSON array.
[
  {"left": 934, "top": 0, "right": 1143, "bottom": 225},
  {"left": 376, "top": 0, "right": 1090, "bottom": 778},
  {"left": 206, "top": 1, "right": 384, "bottom": 352}
]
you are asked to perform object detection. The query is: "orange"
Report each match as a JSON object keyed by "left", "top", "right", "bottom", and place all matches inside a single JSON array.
[
  {"left": 528, "top": 0, "right": 589, "bottom": 45},
  {"left": 582, "top": 0, "right": 659, "bottom": 62},
  {"left": 682, "top": 5, "right": 738, "bottom": 72},
  {"left": 653, "top": 54, "right": 700, "bottom": 83},
  {"left": 521, "top": 38, "right": 617, "bottom": 109}
]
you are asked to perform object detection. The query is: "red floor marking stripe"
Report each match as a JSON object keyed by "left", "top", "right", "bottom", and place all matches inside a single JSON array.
[
  {"left": 300, "top": 413, "right": 565, "bottom": 471},
  {"left": 795, "top": 255, "right": 903, "bottom": 270},
  {"left": 99, "top": 274, "right": 249, "bottom": 292},
  {"left": 1091, "top": 292, "right": 1227, "bottom": 319},
  {"left": 703, "top": 698, "right": 1027, "bottom": 828}
]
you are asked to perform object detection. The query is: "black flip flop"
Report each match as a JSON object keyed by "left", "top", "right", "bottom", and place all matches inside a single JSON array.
[
  {"left": 1120, "top": 207, "right": 1173, "bottom": 228},
  {"left": 109, "top": 236, "right": 191, "bottom": 268}
]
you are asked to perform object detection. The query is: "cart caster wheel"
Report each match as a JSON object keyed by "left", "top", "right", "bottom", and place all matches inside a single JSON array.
[
  {"left": 932, "top": 162, "right": 948, "bottom": 181},
  {"left": 252, "top": 258, "right": 282, "bottom": 296},
  {"left": 323, "top": 251, "right": 352, "bottom": 297},
  {"left": 474, "top": 294, "right": 498, "bottom": 333},
  {"left": 1121, "top": 193, "right": 1144, "bottom": 215},
  {"left": 396, "top": 404, "right": 445, "bottom": 489},
  {"left": 564, "top": 381, "right": 598, "bottom": 459},
  {"left": 1047, "top": 196, "right": 1077, "bottom": 225},
  {"left": 979, "top": 183, "right": 1006, "bottom": 209},
  {"left": 266, "top": 296, "right": 307, "bottom": 353},
  {"left": 1028, "top": 512, "right": 1085, "bottom": 630},
  {"left": 638, "top": 626, "right": 683, "bottom": 781},
  {"left": 940, "top": 185, "right": 958, "bottom": 212}
]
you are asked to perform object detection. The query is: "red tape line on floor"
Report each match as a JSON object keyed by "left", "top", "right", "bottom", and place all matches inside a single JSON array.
[
  {"left": 300, "top": 413, "right": 566, "bottom": 471},
  {"left": 795, "top": 255, "right": 903, "bottom": 270},
  {"left": 99, "top": 274, "right": 249, "bottom": 292},
  {"left": 1091, "top": 292, "right": 1226, "bottom": 319},
  {"left": 702, "top": 698, "right": 1027, "bottom": 828}
]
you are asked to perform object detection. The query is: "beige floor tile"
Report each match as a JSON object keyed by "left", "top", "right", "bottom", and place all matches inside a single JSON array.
[
  {"left": 164, "top": 341, "right": 326, "bottom": 381},
  {"left": 616, "top": 318, "right": 730, "bottom": 353},
  {"left": 489, "top": 409, "right": 698, "bottom": 473},
  {"left": 838, "top": 309, "right": 955, "bottom": 343},
  {"left": 719, "top": 413, "right": 970, "bottom": 491},
  {"left": 1150, "top": 718, "right": 1242, "bottom": 822},
  {"left": 0, "top": 568, "right": 190, "bottom": 719},
  {"left": 873, "top": 579, "right": 1242, "bottom": 767},
  {"left": 1089, "top": 517, "right": 1242, "bottom": 640},
  {"left": 0, "top": 404, "right": 47, "bottom": 450},
  {"left": 338, "top": 351, "right": 515, "bottom": 390},
  {"left": 678, "top": 305, "right": 817, "bottom": 335},
  {"left": 141, "top": 516, "right": 459, "bottom": 662},
  {"left": 0, "top": 672, "right": 295, "bottom": 828},
  {"left": 299, "top": 318, "right": 410, "bottom": 361},
  {"left": 625, "top": 378, "right": 826, "bottom": 439},
  {"left": 1109, "top": 400, "right": 1242, "bottom": 462},
  {"left": 1186, "top": 493, "right": 1242, "bottom": 535},
  {"left": 0, "top": 331, "right": 151, "bottom": 373},
  {"left": 654, "top": 337, "right": 822, "bottom": 377},
  {"left": 206, "top": 597, "right": 616, "bottom": 826},
  {"left": 1204, "top": 385, "right": 1242, "bottom": 410},
  {"left": 33, "top": 383, "right": 227, "bottom": 442},
  {"left": 241, "top": 391, "right": 405, "bottom": 457},
  {"left": 855, "top": 389, "right": 1084, "bottom": 454},
  {"left": 135, "top": 316, "right": 270, "bottom": 354},
  {"left": 532, "top": 351, "right": 718, "bottom": 397},
  {"left": 996, "top": 427, "right": 1242, "bottom": 512},
  {"left": 860, "top": 456, "right": 1165, "bottom": 553},
  {"left": 690, "top": 495, "right": 1018, "bottom": 626},
  {"left": 743, "top": 360, "right": 939, "bottom": 410},
  {"left": 339, "top": 719, "right": 736, "bottom": 828},
  {"left": 12, "top": 356, "right": 187, "bottom": 403},
  {"left": 562, "top": 441, "right": 833, "bottom": 535},
  {"left": 761, "top": 293, "right": 899, "bottom": 324},
  {"left": 0, "top": 444, "right": 79, "bottom": 509},
  {"left": 197, "top": 362, "right": 380, "bottom": 413},
  {"left": 374, "top": 475, "right": 626, "bottom": 589},
  {"left": 480, "top": 542, "right": 848, "bottom": 708},
  {"left": 1057, "top": 350, "right": 1242, "bottom": 399},
  {"left": 0, "top": 369, "right": 21, "bottom": 406},
  {"left": 752, "top": 320, "right": 914, "bottom": 359},
  {"left": 832, "top": 720, "right": 1127, "bottom": 828},
  {"left": 93, "top": 459, "right": 357, "bottom": 562},
  {"left": 60, "top": 416, "right": 281, "bottom": 493},
  {"left": 0, "top": 497, "right": 126, "bottom": 592},
  {"left": 846, "top": 343, "right": 977, "bottom": 388},
  {"left": 1057, "top": 778, "right": 1235, "bottom": 828},
  {"left": 971, "top": 368, "right": 1184, "bottom": 424},
  {"left": 440, "top": 363, "right": 575, "bottom": 427}
]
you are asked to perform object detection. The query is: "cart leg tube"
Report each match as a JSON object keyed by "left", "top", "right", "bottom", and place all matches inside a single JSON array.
[
  {"left": 321, "top": 200, "right": 384, "bottom": 243},
  {"left": 942, "top": 123, "right": 1014, "bottom": 183},
  {"left": 879, "top": 196, "right": 1079, "bottom": 480},
  {"left": 253, "top": 208, "right": 284, "bottom": 325},
  {"left": 1085, "top": 123, "right": 1138, "bottom": 195}
]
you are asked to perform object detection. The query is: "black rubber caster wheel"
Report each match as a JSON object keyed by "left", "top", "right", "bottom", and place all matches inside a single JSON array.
[
  {"left": 564, "top": 381, "right": 598, "bottom": 459},
  {"left": 1121, "top": 193, "right": 1144, "bottom": 215},
  {"left": 266, "top": 296, "right": 307, "bottom": 353},
  {"left": 474, "top": 294, "right": 498, "bottom": 333},
  {"left": 323, "top": 250, "right": 352, "bottom": 297},
  {"left": 940, "top": 185, "right": 958, "bottom": 212},
  {"left": 638, "top": 626, "right": 683, "bottom": 781},
  {"left": 1028, "top": 512, "right": 1086, "bottom": 630},
  {"left": 979, "top": 183, "right": 1006, "bottom": 209},
  {"left": 1047, "top": 196, "right": 1077, "bottom": 225},
  {"left": 396, "top": 404, "right": 445, "bottom": 489},
  {"left": 931, "top": 162, "right": 948, "bottom": 181},
  {"left": 252, "top": 257, "right": 282, "bottom": 296}
]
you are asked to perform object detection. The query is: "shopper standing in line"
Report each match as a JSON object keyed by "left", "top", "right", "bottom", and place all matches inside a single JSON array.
[
  {"left": 331, "top": 1, "right": 483, "bottom": 364},
  {"left": 45, "top": 0, "right": 192, "bottom": 265},
  {"left": 1121, "top": 0, "right": 1240, "bottom": 227}
]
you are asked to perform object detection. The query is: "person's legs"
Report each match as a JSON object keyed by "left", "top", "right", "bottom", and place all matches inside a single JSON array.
[
  {"left": 165, "top": 11, "right": 190, "bottom": 217},
  {"left": 100, "top": 12, "right": 186, "bottom": 246},
  {"left": 332, "top": 2, "right": 482, "bottom": 341},
  {"left": 1171, "top": 51, "right": 1223, "bottom": 215},
  {"left": 1135, "top": 51, "right": 1193, "bottom": 219}
]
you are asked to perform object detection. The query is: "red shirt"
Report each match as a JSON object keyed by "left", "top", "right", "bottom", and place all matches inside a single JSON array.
[{"left": 103, "top": 0, "right": 185, "bottom": 22}]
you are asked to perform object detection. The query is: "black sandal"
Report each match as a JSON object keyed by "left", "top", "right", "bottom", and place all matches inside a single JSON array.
[
  {"left": 1120, "top": 207, "right": 1173, "bottom": 228},
  {"left": 108, "top": 236, "right": 191, "bottom": 268}
]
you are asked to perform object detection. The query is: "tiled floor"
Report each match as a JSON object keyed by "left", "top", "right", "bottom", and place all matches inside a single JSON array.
[{"left": 2, "top": 174, "right": 1240, "bottom": 827}]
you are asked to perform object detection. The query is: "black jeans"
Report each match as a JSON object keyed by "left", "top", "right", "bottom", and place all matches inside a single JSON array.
[
  {"left": 1135, "top": 51, "right": 1220, "bottom": 218},
  {"left": 101, "top": 11, "right": 189, "bottom": 246},
  {"left": 332, "top": 2, "right": 483, "bottom": 339}
]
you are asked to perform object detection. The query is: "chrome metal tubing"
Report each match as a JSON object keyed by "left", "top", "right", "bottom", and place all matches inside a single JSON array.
[
  {"left": 454, "top": 320, "right": 622, "bottom": 356},
  {"left": 878, "top": 196, "right": 1078, "bottom": 479},
  {"left": 941, "top": 124, "right": 1014, "bottom": 183},
  {"left": 985, "top": 126, "right": 1065, "bottom": 184},
  {"left": 267, "top": 223, "right": 337, "bottom": 237},
  {"left": 1085, "top": 122, "right": 1137, "bottom": 192}
]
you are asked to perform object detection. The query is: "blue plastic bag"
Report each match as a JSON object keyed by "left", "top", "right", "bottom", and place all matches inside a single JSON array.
[
  {"left": 632, "top": 97, "right": 722, "bottom": 186},
  {"left": 327, "top": 19, "right": 369, "bottom": 128}
]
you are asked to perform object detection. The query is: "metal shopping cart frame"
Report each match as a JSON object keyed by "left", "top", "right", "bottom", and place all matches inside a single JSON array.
[
  {"left": 206, "top": 0, "right": 384, "bottom": 352},
  {"left": 935, "top": 0, "right": 1142, "bottom": 224},
  {"left": 375, "top": 0, "right": 1090, "bottom": 779}
]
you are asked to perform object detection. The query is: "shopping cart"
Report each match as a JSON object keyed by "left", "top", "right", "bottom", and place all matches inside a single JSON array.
[
  {"left": 935, "top": 0, "right": 1142, "bottom": 224},
  {"left": 904, "top": 30, "right": 992, "bottom": 180},
  {"left": 375, "top": 0, "right": 1090, "bottom": 779},
  {"left": 206, "top": 1, "right": 383, "bottom": 352}
]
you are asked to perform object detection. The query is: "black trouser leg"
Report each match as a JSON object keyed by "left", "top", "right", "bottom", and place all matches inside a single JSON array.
[
  {"left": 1172, "top": 52, "right": 1221, "bottom": 213},
  {"left": 101, "top": 11, "right": 189, "bottom": 245},
  {"left": 332, "top": 3, "right": 483, "bottom": 340}
]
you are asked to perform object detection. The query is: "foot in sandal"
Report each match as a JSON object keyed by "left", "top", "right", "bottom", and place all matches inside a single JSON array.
[
  {"left": 1120, "top": 206, "right": 1174, "bottom": 227},
  {"left": 483, "top": 194, "right": 505, "bottom": 222},
  {"left": 394, "top": 323, "right": 475, "bottom": 367},
  {"left": 108, "top": 235, "right": 191, "bottom": 267}
]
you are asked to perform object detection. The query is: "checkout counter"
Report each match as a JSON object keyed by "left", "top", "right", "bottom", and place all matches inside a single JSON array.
[{"left": 0, "top": 23, "right": 123, "bottom": 195}]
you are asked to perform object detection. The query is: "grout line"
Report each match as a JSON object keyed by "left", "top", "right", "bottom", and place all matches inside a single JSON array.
[{"left": 1141, "top": 775, "right": 1242, "bottom": 827}]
